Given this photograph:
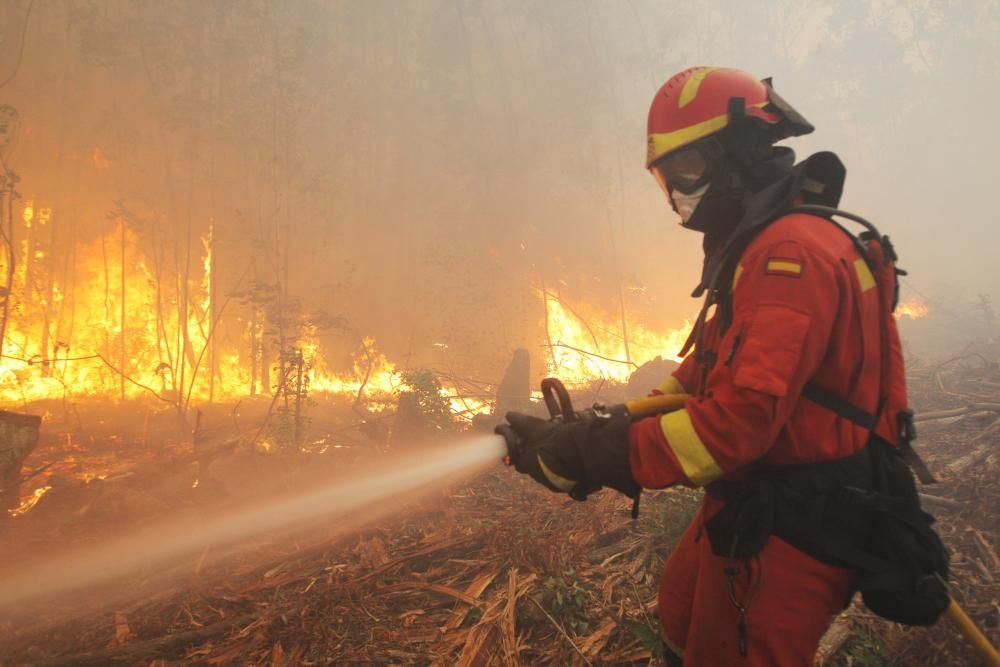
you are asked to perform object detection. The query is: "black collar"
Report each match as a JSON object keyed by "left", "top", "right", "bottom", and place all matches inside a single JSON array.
[{"left": 694, "top": 150, "right": 846, "bottom": 297}]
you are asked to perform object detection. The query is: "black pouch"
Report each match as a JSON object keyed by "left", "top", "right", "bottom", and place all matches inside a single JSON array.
[
  {"left": 703, "top": 437, "right": 950, "bottom": 626},
  {"left": 704, "top": 477, "right": 776, "bottom": 559},
  {"left": 850, "top": 437, "right": 950, "bottom": 625}
]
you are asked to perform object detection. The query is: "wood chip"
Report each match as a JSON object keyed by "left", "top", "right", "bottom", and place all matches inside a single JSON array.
[
  {"left": 500, "top": 569, "right": 520, "bottom": 667},
  {"left": 444, "top": 569, "right": 499, "bottom": 631},
  {"left": 355, "top": 535, "right": 473, "bottom": 583},
  {"left": 814, "top": 609, "right": 855, "bottom": 665},
  {"left": 971, "top": 529, "right": 1000, "bottom": 575},
  {"left": 380, "top": 581, "right": 484, "bottom": 606},
  {"left": 577, "top": 617, "right": 616, "bottom": 657},
  {"left": 270, "top": 640, "right": 285, "bottom": 667},
  {"left": 456, "top": 570, "right": 536, "bottom": 667},
  {"left": 455, "top": 621, "right": 499, "bottom": 667}
]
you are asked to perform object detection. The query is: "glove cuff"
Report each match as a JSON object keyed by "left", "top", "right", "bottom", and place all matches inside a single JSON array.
[{"left": 576, "top": 415, "right": 640, "bottom": 499}]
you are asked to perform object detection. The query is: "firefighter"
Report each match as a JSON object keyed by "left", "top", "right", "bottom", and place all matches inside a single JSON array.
[{"left": 497, "top": 67, "right": 922, "bottom": 665}]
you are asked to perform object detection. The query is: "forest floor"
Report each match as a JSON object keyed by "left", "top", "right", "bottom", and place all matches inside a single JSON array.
[{"left": 0, "top": 360, "right": 997, "bottom": 666}]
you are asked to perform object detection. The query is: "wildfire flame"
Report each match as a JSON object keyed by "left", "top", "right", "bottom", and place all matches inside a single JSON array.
[
  {"left": 0, "top": 200, "right": 691, "bottom": 422},
  {"left": 543, "top": 292, "right": 690, "bottom": 387},
  {"left": 8, "top": 485, "right": 51, "bottom": 517},
  {"left": 896, "top": 297, "right": 929, "bottom": 320}
]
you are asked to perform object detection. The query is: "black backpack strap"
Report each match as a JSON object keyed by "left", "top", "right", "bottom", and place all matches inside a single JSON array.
[
  {"left": 801, "top": 382, "right": 878, "bottom": 430},
  {"left": 790, "top": 207, "right": 937, "bottom": 484}
]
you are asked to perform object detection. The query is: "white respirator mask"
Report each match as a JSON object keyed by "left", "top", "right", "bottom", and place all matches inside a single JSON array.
[{"left": 669, "top": 182, "right": 710, "bottom": 224}]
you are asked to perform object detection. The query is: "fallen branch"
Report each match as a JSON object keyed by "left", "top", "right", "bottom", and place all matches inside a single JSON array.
[
  {"left": 914, "top": 404, "right": 1000, "bottom": 423},
  {"left": 456, "top": 570, "right": 535, "bottom": 667},
  {"left": 17, "top": 461, "right": 53, "bottom": 485},
  {"left": 814, "top": 610, "right": 854, "bottom": 665},
  {"left": 501, "top": 569, "right": 521, "bottom": 667},
  {"left": 930, "top": 353, "right": 991, "bottom": 398},
  {"left": 35, "top": 613, "right": 258, "bottom": 666},
  {"left": 529, "top": 596, "right": 594, "bottom": 667},
  {"left": 943, "top": 442, "right": 996, "bottom": 477},
  {"left": 379, "top": 581, "right": 484, "bottom": 606},
  {"left": 546, "top": 342, "right": 638, "bottom": 369},
  {"left": 354, "top": 535, "right": 475, "bottom": 584},
  {"left": 918, "top": 492, "right": 964, "bottom": 511},
  {"left": 970, "top": 529, "right": 1000, "bottom": 575},
  {"left": 96, "top": 353, "right": 174, "bottom": 405},
  {"left": 971, "top": 415, "right": 1000, "bottom": 443},
  {"left": 444, "top": 569, "right": 499, "bottom": 631}
]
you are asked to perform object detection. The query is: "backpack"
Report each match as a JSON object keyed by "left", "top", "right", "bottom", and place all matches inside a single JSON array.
[{"left": 703, "top": 205, "right": 950, "bottom": 626}]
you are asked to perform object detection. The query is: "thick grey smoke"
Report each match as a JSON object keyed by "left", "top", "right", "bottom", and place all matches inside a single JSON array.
[{"left": 0, "top": 1, "right": 996, "bottom": 383}]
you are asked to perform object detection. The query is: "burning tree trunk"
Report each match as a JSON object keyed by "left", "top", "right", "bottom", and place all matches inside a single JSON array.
[
  {"left": 495, "top": 348, "right": 531, "bottom": 415},
  {"left": 275, "top": 347, "right": 309, "bottom": 451},
  {"left": 0, "top": 411, "right": 41, "bottom": 510},
  {"left": 119, "top": 217, "right": 127, "bottom": 402},
  {"left": 0, "top": 170, "right": 18, "bottom": 355}
]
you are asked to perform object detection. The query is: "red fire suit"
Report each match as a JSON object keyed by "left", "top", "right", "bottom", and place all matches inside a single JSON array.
[{"left": 629, "top": 211, "right": 907, "bottom": 665}]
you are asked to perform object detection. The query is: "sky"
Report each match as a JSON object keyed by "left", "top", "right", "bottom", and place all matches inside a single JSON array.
[{"left": 0, "top": 0, "right": 997, "bottom": 382}]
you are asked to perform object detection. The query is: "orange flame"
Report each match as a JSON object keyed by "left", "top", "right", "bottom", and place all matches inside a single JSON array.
[
  {"left": 543, "top": 292, "right": 690, "bottom": 387},
  {"left": 8, "top": 485, "right": 50, "bottom": 517},
  {"left": 896, "top": 297, "right": 929, "bottom": 320},
  {"left": 0, "top": 201, "right": 691, "bottom": 422}
]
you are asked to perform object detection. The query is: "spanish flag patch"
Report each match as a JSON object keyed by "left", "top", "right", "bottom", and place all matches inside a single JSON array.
[{"left": 765, "top": 257, "right": 804, "bottom": 278}]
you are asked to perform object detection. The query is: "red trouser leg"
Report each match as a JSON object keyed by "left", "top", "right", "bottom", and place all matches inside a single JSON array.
[
  {"left": 658, "top": 511, "right": 855, "bottom": 666},
  {"left": 658, "top": 516, "right": 701, "bottom": 657}
]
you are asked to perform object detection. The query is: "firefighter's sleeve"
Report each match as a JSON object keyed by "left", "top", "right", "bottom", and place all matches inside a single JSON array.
[{"left": 629, "top": 241, "right": 840, "bottom": 488}]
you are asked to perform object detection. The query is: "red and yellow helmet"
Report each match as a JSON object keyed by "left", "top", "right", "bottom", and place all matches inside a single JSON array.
[{"left": 646, "top": 67, "right": 811, "bottom": 169}]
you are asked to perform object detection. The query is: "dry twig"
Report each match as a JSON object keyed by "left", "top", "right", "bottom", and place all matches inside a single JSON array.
[{"left": 529, "top": 596, "right": 594, "bottom": 667}]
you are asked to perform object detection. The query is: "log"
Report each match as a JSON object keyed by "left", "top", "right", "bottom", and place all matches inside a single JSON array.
[
  {"left": 495, "top": 349, "right": 531, "bottom": 415},
  {"left": 0, "top": 410, "right": 42, "bottom": 510},
  {"left": 944, "top": 442, "right": 996, "bottom": 477},
  {"left": 914, "top": 403, "right": 1000, "bottom": 422},
  {"left": 814, "top": 610, "right": 853, "bottom": 665},
  {"left": 918, "top": 492, "right": 965, "bottom": 511}
]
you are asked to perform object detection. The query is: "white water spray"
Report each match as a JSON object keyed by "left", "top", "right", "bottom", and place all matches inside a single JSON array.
[{"left": 0, "top": 435, "right": 508, "bottom": 608}]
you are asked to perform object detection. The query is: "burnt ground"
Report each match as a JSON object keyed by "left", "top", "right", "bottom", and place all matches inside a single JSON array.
[{"left": 0, "top": 363, "right": 997, "bottom": 666}]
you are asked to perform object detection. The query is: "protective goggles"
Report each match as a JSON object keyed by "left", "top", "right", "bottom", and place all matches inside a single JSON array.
[{"left": 649, "top": 137, "right": 724, "bottom": 196}]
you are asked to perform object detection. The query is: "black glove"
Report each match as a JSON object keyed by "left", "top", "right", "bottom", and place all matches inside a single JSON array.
[{"left": 495, "top": 412, "right": 640, "bottom": 502}]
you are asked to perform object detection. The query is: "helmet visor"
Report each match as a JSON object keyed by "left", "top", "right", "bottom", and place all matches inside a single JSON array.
[{"left": 649, "top": 138, "right": 723, "bottom": 196}]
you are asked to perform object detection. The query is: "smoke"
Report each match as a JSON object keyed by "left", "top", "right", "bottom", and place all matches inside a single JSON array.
[{"left": 0, "top": 0, "right": 995, "bottom": 381}]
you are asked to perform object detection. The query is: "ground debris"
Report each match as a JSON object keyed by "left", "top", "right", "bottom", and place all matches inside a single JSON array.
[{"left": 0, "top": 364, "right": 996, "bottom": 665}]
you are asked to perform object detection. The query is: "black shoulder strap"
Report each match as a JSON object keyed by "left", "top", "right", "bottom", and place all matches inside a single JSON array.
[
  {"left": 787, "top": 208, "right": 937, "bottom": 484},
  {"left": 788, "top": 207, "right": 882, "bottom": 421},
  {"left": 800, "top": 382, "right": 878, "bottom": 430}
]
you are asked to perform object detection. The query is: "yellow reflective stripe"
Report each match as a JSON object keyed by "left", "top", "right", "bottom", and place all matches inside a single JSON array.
[
  {"left": 656, "top": 375, "right": 686, "bottom": 395},
  {"left": 732, "top": 263, "right": 744, "bottom": 292},
  {"left": 648, "top": 113, "right": 728, "bottom": 165},
  {"left": 678, "top": 67, "right": 722, "bottom": 108},
  {"left": 660, "top": 408, "right": 723, "bottom": 486},
  {"left": 766, "top": 260, "right": 802, "bottom": 274},
  {"left": 537, "top": 454, "right": 577, "bottom": 492},
  {"left": 854, "top": 257, "right": 875, "bottom": 291},
  {"left": 646, "top": 102, "right": 768, "bottom": 166}
]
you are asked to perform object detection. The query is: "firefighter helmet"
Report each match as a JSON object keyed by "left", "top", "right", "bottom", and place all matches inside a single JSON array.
[{"left": 645, "top": 67, "right": 812, "bottom": 169}]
